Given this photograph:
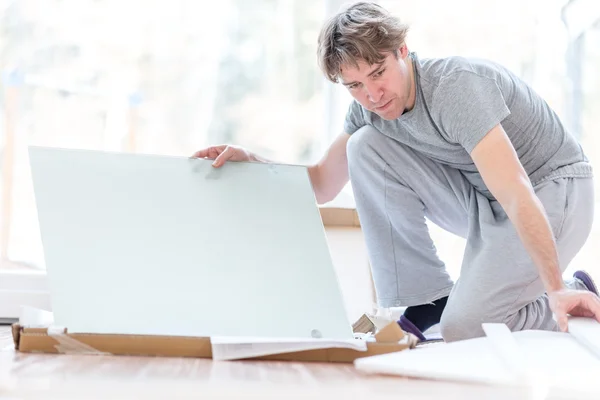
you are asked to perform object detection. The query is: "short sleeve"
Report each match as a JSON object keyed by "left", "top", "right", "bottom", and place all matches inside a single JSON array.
[
  {"left": 343, "top": 100, "right": 366, "bottom": 134},
  {"left": 433, "top": 71, "right": 510, "bottom": 153}
]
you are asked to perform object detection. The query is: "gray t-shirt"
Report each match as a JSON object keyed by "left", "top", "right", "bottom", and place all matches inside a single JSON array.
[{"left": 344, "top": 52, "right": 593, "bottom": 199}]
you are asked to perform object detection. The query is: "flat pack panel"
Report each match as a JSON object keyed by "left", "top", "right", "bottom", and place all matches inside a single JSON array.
[
  {"left": 28, "top": 146, "right": 352, "bottom": 339},
  {"left": 355, "top": 324, "right": 600, "bottom": 388}
]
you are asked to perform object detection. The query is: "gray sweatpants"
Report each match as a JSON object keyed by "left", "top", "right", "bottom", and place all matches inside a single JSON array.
[{"left": 347, "top": 126, "right": 595, "bottom": 342}]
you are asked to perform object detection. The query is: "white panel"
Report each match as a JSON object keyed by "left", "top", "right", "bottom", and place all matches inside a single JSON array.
[
  {"left": 355, "top": 325, "right": 600, "bottom": 388},
  {"left": 28, "top": 146, "right": 352, "bottom": 339}
]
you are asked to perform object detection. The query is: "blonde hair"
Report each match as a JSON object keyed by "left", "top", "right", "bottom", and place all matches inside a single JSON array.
[{"left": 317, "top": 2, "right": 409, "bottom": 83}]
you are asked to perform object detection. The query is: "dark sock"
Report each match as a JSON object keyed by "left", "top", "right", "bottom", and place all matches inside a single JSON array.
[{"left": 403, "top": 296, "right": 448, "bottom": 332}]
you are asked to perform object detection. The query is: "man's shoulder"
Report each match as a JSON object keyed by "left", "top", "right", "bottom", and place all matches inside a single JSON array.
[{"left": 418, "top": 54, "right": 508, "bottom": 83}]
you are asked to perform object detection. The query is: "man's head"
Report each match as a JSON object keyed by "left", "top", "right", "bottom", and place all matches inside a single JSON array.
[{"left": 317, "top": 2, "right": 413, "bottom": 120}]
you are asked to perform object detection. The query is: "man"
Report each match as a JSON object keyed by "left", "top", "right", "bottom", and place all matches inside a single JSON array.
[{"left": 192, "top": 2, "right": 600, "bottom": 342}]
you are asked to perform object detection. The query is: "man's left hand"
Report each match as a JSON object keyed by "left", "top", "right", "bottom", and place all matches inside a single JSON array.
[{"left": 549, "top": 289, "right": 600, "bottom": 332}]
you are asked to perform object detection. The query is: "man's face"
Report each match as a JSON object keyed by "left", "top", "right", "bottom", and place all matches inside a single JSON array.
[{"left": 339, "top": 46, "right": 413, "bottom": 120}]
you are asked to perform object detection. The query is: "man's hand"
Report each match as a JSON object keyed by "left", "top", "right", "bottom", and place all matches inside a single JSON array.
[
  {"left": 190, "top": 145, "right": 264, "bottom": 167},
  {"left": 549, "top": 289, "right": 600, "bottom": 332}
]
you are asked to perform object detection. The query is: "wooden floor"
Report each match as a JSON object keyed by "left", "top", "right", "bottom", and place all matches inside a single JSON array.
[{"left": 1, "top": 326, "right": 597, "bottom": 400}]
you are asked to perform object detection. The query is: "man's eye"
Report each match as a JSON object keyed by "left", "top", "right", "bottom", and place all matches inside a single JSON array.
[{"left": 374, "top": 69, "right": 385, "bottom": 77}]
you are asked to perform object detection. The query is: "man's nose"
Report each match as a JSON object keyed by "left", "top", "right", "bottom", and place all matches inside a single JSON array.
[{"left": 365, "top": 82, "right": 383, "bottom": 104}]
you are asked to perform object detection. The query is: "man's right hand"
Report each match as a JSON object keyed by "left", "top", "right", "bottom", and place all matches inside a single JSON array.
[{"left": 190, "top": 145, "right": 258, "bottom": 168}]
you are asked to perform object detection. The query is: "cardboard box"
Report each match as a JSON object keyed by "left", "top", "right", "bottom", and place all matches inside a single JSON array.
[
  {"left": 12, "top": 207, "right": 409, "bottom": 363},
  {"left": 11, "top": 318, "right": 416, "bottom": 363}
]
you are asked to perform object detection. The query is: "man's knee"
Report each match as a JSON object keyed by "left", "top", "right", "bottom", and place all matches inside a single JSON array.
[
  {"left": 439, "top": 304, "right": 493, "bottom": 342},
  {"left": 346, "top": 125, "right": 386, "bottom": 167}
]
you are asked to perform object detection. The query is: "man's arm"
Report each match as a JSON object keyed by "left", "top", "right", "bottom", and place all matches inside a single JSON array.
[
  {"left": 308, "top": 132, "right": 351, "bottom": 204},
  {"left": 471, "top": 124, "right": 563, "bottom": 292},
  {"left": 471, "top": 123, "right": 600, "bottom": 330}
]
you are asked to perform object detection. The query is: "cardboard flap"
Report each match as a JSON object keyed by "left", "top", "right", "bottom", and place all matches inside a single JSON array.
[
  {"left": 374, "top": 322, "right": 405, "bottom": 343},
  {"left": 23, "top": 327, "right": 63, "bottom": 334},
  {"left": 352, "top": 314, "right": 376, "bottom": 334}
]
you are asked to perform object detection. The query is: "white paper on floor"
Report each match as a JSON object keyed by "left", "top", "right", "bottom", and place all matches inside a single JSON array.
[
  {"left": 210, "top": 336, "right": 371, "bottom": 361},
  {"left": 355, "top": 317, "right": 600, "bottom": 392}
]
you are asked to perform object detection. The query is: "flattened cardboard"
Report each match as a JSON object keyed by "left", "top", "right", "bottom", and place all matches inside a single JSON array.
[
  {"left": 14, "top": 326, "right": 213, "bottom": 358},
  {"left": 12, "top": 321, "right": 415, "bottom": 363}
]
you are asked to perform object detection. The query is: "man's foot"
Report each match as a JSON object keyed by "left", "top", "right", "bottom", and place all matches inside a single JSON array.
[
  {"left": 402, "top": 296, "right": 448, "bottom": 332},
  {"left": 397, "top": 315, "right": 427, "bottom": 341},
  {"left": 573, "top": 270, "right": 598, "bottom": 296}
]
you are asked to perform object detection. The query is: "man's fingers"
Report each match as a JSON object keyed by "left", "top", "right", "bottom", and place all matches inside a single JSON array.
[
  {"left": 551, "top": 290, "right": 600, "bottom": 329},
  {"left": 191, "top": 146, "right": 225, "bottom": 160},
  {"left": 556, "top": 310, "right": 569, "bottom": 332},
  {"left": 190, "top": 144, "right": 250, "bottom": 167},
  {"left": 586, "top": 293, "right": 600, "bottom": 323},
  {"left": 190, "top": 149, "right": 207, "bottom": 158},
  {"left": 564, "top": 293, "right": 600, "bottom": 323},
  {"left": 209, "top": 147, "right": 223, "bottom": 159},
  {"left": 213, "top": 146, "right": 234, "bottom": 167}
]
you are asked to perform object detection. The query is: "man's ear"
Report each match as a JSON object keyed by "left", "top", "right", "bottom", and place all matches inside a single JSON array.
[{"left": 398, "top": 44, "right": 409, "bottom": 59}]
